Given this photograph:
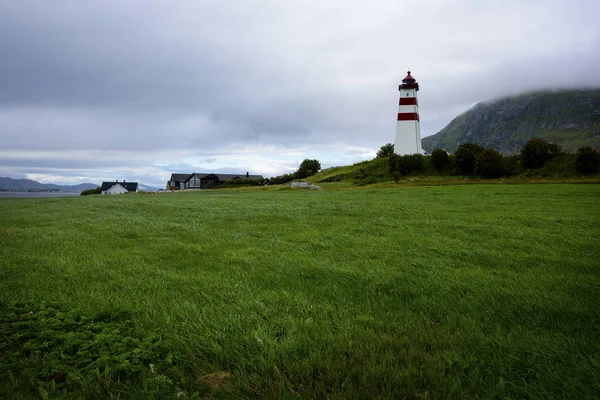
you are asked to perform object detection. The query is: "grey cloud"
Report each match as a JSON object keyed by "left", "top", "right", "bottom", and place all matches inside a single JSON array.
[{"left": 1, "top": 0, "right": 599, "bottom": 185}]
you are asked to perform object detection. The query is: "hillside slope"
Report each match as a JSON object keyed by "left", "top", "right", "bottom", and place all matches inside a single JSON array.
[{"left": 422, "top": 89, "right": 600, "bottom": 154}]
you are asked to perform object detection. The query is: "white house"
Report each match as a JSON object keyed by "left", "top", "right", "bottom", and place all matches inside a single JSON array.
[{"left": 100, "top": 181, "right": 139, "bottom": 195}]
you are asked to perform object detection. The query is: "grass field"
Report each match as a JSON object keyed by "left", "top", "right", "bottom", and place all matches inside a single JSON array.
[{"left": 1, "top": 184, "right": 599, "bottom": 399}]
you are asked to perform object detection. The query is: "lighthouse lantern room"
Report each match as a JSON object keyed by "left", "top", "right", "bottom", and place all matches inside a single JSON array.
[{"left": 394, "top": 71, "right": 423, "bottom": 155}]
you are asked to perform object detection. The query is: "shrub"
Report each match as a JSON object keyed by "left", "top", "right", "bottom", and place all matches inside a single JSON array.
[
  {"left": 376, "top": 143, "right": 395, "bottom": 158},
  {"left": 430, "top": 148, "right": 449, "bottom": 172},
  {"left": 80, "top": 187, "right": 101, "bottom": 196},
  {"left": 391, "top": 171, "right": 401, "bottom": 183},
  {"left": 266, "top": 173, "right": 296, "bottom": 185},
  {"left": 388, "top": 153, "right": 400, "bottom": 173},
  {"left": 455, "top": 143, "right": 484, "bottom": 175},
  {"left": 503, "top": 155, "right": 522, "bottom": 176},
  {"left": 475, "top": 149, "right": 506, "bottom": 179},
  {"left": 357, "top": 176, "right": 377, "bottom": 185},
  {"left": 396, "top": 154, "right": 425, "bottom": 175},
  {"left": 521, "top": 138, "right": 562, "bottom": 169},
  {"left": 575, "top": 147, "right": 600, "bottom": 174},
  {"left": 221, "top": 178, "right": 262, "bottom": 187}
]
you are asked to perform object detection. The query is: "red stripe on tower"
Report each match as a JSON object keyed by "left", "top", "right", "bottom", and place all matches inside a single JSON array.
[
  {"left": 399, "top": 98, "right": 418, "bottom": 106},
  {"left": 397, "top": 112, "right": 420, "bottom": 121}
]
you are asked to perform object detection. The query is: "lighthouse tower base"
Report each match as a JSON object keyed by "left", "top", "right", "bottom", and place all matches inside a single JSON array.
[{"left": 394, "top": 120, "right": 423, "bottom": 155}]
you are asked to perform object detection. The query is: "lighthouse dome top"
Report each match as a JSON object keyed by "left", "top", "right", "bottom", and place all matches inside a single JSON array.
[
  {"left": 399, "top": 70, "right": 419, "bottom": 91},
  {"left": 402, "top": 71, "right": 416, "bottom": 82}
]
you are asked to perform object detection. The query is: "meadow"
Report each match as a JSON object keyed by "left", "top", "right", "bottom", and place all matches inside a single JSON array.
[{"left": 1, "top": 184, "right": 599, "bottom": 399}]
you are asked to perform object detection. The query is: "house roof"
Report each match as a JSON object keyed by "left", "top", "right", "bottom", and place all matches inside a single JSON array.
[
  {"left": 100, "top": 181, "right": 139, "bottom": 192},
  {"left": 170, "top": 173, "right": 264, "bottom": 182},
  {"left": 169, "top": 173, "right": 191, "bottom": 182}
]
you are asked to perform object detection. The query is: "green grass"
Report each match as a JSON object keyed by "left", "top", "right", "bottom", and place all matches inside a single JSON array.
[{"left": 1, "top": 184, "right": 599, "bottom": 399}]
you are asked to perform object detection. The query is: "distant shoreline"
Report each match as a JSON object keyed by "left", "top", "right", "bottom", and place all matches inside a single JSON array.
[
  {"left": 0, "top": 192, "right": 80, "bottom": 198},
  {"left": 0, "top": 189, "right": 78, "bottom": 193}
]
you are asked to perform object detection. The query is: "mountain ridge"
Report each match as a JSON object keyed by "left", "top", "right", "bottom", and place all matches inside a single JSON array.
[
  {"left": 0, "top": 177, "right": 159, "bottom": 192},
  {"left": 422, "top": 88, "right": 600, "bottom": 154},
  {"left": 0, "top": 177, "right": 98, "bottom": 192}
]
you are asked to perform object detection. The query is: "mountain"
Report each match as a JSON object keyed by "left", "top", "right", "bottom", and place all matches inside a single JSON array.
[
  {"left": 0, "top": 177, "right": 98, "bottom": 192},
  {"left": 138, "top": 184, "right": 160, "bottom": 192},
  {"left": 422, "top": 89, "right": 600, "bottom": 155},
  {"left": 0, "top": 177, "right": 162, "bottom": 192}
]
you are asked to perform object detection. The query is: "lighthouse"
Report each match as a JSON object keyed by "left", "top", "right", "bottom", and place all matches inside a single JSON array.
[{"left": 394, "top": 71, "right": 423, "bottom": 155}]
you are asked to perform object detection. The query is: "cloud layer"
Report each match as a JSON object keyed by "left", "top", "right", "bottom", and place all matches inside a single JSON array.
[{"left": 1, "top": 0, "right": 599, "bottom": 186}]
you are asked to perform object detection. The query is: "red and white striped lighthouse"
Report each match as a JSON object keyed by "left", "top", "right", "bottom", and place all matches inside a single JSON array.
[{"left": 394, "top": 71, "right": 423, "bottom": 155}]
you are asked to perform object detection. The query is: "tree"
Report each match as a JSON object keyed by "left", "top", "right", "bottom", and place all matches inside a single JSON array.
[
  {"left": 455, "top": 143, "right": 484, "bottom": 175},
  {"left": 575, "top": 146, "right": 600, "bottom": 174},
  {"left": 475, "top": 149, "right": 506, "bottom": 179},
  {"left": 521, "top": 138, "right": 562, "bottom": 169},
  {"left": 297, "top": 159, "right": 321, "bottom": 179},
  {"left": 376, "top": 143, "right": 395, "bottom": 158},
  {"left": 430, "top": 148, "right": 449, "bottom": 172}
]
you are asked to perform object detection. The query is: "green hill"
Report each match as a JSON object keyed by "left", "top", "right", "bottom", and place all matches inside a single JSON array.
[{"left": 422, "top": 89, "right": 600, "bottom": 155}]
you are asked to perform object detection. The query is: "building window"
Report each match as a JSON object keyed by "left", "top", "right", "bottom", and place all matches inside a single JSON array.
[{"left": 189, "top": 176, "right": 202, "bottom": 188}]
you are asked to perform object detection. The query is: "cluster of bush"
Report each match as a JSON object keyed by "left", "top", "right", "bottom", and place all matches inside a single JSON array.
[
  {"left": 80, "top": 187, "right": 101, "bottom": 196},
  {"left": 575, "top": 146, "right": 600, "bottom": 174},
  {"left": 266, "top": 158, "right": 322, "bottom": 185},
  {"left": 220, "top": 178, "right": 264, "bottom": 187},
  {"left": 386, "top": 138, "right": 599, "bottom": 179}
]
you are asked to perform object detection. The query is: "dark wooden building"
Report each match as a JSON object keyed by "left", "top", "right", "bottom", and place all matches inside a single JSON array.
[{"left": 168, "top": 172, "right": 263, "bottom": 190}]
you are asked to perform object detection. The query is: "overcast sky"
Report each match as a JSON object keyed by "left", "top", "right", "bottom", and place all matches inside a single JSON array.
[{"left": 1, "top": 0, "right": 599, "bottom": 187}]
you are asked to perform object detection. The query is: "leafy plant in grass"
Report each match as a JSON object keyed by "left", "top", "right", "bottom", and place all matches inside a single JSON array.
[
  {"left": 455, "top": 143, "right": 484, "bottom": 175},
  {"left": 521, "top": 138, "right": 562, "bottom": 169},
  {"left": 475, "top": 149, "right": 506, "bottom": 179},
  {"left": 575, "top": 146, "right": 600, "bottom": 174},
  {"left": 0, "top": 302, "right": 188, "bottom": 399}
]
